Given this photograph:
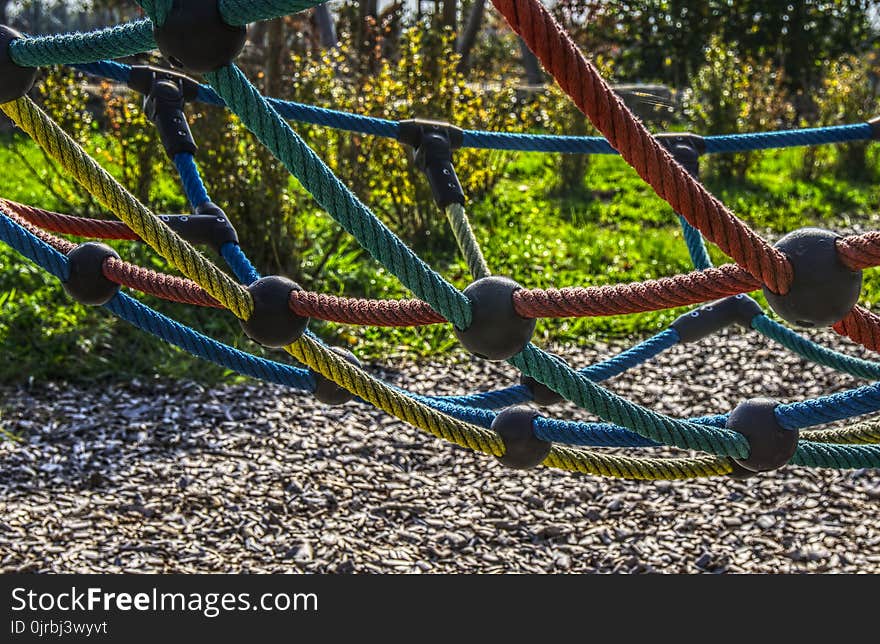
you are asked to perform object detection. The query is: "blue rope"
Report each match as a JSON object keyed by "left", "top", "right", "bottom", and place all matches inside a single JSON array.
[
  {"left": 0, "top": 208, "right": 69, "bottom": 281},
  {"left": 173, "top": 153, "right": 210, "bottom": 209},
  {"left": 221, "top": 242, "right": 261, "bottom": 285},
  {"left": 71, "top": 61, "right": 876, "bottom": 156}
]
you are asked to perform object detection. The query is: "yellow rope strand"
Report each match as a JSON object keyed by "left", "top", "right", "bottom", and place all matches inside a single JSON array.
[
  {"left": 0, "top": 97, "right": 253, "bottom": 320},
  {"left": 545, "top": 446, "right": 734, "bottom": 479},
  {"left": 0, "top": 99, "right": 745, "bottom": 481},
  {"left": 803, "top": 420, "right": 880, "bottom": 445}
]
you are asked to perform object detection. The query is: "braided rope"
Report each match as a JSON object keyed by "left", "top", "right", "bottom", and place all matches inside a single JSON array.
[
  {"left": 204, "top": 63, "right": 472, "bottom": 329},
  {"left": 833, "top": 305, "right": 880, "bottom": 352},
  {"left": 804, "top": 421, "right": 880, "bottom": 445},
  {"left": 445, "top": 203, "right": 491, "bottom": 279},
  {"left": 489, "top": 0, "right": 793, "bottom": 294},
  {"left": 0, "top": 97, "right": 253, "bottom": 320},
  {"left": 513, "top": 264, "right": 760, "bottom": 318}
]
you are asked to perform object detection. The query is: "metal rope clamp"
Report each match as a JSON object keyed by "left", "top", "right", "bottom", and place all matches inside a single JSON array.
[{"left": 398, "top": 119, "right": 466, "bottom": 208}]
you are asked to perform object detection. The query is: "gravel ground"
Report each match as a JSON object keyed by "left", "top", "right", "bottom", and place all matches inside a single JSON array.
[{"left": 1, "top": 327, "right": 879, "bottom": 574}]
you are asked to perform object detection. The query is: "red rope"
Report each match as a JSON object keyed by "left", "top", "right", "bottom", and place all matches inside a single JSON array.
[
  {"left": 513, "top": 265, "right": 760, "bottom": 318},
  {"left": 289, "top": 291, "right": 444, "bottom": 326},
  {"left": 837, "top": 233, "right": 880, "bottom": 271},
  {"left": 488, "top": 0, "right": 794, "bottom": 295},
  {"left": 1, "top": 198, "right": 138, "bottom": 240},
  {"left": 833, "top": 305, "right": 880, "bottom": 352}
]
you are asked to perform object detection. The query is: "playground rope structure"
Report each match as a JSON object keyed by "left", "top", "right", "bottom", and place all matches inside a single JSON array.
[{"left": 1, "top": 1, "right": 880, "bottom": 479}]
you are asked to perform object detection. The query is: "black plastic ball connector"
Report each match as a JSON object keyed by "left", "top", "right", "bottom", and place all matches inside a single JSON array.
[
  {"left": 725, "top": 398, "right": 799, "bottom": 473},
  {"left": 491, "top": 406, "right": 551, "bottom": 470},
  {"left": 240, "top": 276, "right": 309, "bottom": 348},
  {"left": 313, "top": 347, "right": 361, "bottom": 406},
  {"left": 520, "top": 354, "right": 564, "bottom": 406},
  {"left": 63, "top": 242, "right": 121, "bottom": 306},
  {"left": 454, "top": 276, "right": 536, "bottom": 361},
  {"left": 763, "top": 228, "right": 862, "bottom": 328},
  {"left": 0, "top": 26, "right": 38, "bottom": 104},
  {"left": 153, "top": 0, "right": 248, "bottom": 73}
]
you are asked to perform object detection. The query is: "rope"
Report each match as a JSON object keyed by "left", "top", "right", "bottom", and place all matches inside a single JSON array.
[
  {"left": 804, "top": 421, "right": 880, "bottom": 445},
  {"left": 833, "top": 306, "right": 880, "bottom": 352},
  {"left": 0, "top": 96, "right": 253, "bottom": 321},
  {"left": 203, "top": 63, "right": 472, "bottom": 329},
  {"left": 445, "top": 203, "right": 491, "bottom": 280},
  {"left": 8, "top": 20, "right": 155, "bottom": 67},
  {"left": 173, "top": 153, "right": 210, "bottom": 209},
  {"left": 512, "top": 264, "right": 760, "bottom": 318},
  {"left": 678, "top": 215, "right": 713, "bottom": 270},
  {"left": 837, "top": 232, "right": 880, "bottom": 271},
  {"left": 0, "top": 199, "right": 138, "bottom": 240},
  {"left": 489, "top": 0, "right": 794, "bottom": 295},
  {"left": 73, "top": 61, "right": 878, "bottom": 155},
  {"left": 509, "top": 344, "right": 751, "bottom": 458},
  {"left": 753, "top": 314, "right": 880, "bottom": 380}
]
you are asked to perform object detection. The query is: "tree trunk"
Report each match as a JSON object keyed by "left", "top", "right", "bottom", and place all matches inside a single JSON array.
[
  {"left": 314, "top": 5, "right": 337, "bottom": 48},
  {"left": 263, "top": 18, "right": 284, "bottom": 96},
  {"left": 519, "top": 38, "right": 543, "bottom": 86},
  {"left": 456, "top": 0, "right": 485, "bottom": 73},
  {"left": 442, "top": 0, "right": 457, "bottom": 31}
]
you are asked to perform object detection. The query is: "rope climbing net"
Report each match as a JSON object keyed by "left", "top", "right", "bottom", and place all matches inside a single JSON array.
[{"left": 2, "top": 0, "right": 880, "bottom": 480}]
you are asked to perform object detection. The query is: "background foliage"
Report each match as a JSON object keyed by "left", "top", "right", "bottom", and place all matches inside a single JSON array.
[{"left": 0, "top": 0, "right": 879, "bottom": 383}]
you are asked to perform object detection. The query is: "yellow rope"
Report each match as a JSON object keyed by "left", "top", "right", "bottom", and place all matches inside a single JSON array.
[
  {"left": 286, "top": 335, "right": 505, "bottom": 455},
  {"left": 0, "top": 98, "right": 741, "bottom": 481},
  {"left": 803, "top": 420, "right": 880, "bottom": 445},
  {"left": 0, "top": 97, "right": 253, "bottom": 320},
  {"left": 546, "top": 446, "right": 733, "bottom": 479}
]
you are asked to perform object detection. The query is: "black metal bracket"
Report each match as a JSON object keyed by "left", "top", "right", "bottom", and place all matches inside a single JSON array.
[
  {"left": 671, "top": 294, "right": 763, "bottom": 344},
  {"left": 128, "top": 65, "right": 199, "bottom": 159},
  {"left": 159, "top": 202, "right": 238, "bottom": 254},
  {"left": 655, "top": 132, "right": 705, "bottom": 178},
  {"left": 398, "top": 119, "right": 465, "bottom": 208}
]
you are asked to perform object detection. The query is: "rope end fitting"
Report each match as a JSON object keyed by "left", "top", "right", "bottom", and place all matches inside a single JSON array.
[
  {"left": 671, "top": 295, "right": 762, "bottom": 344},
  {"left": 655, "top": 132, "right": 705, "bottom": 178},
  {"left": 398, "top": 119, "right": 465, "bottom": 208},
  {"left": 153, "top": 0, "right": 247, "bottom": 74},
  {"left": 763, "top": 228, "right": 862, "bottom": 328},
  {"left": 725, "top": 398, "right": 798, "bottom": 474},
  {"left": 131, "top": 66, "right": 199, "bottom": 160},
  {"left": 159, "top": 202, "right": 238, "bottom": 254},
  {"left": 0, "top": 26, "right": 38, "bottom": 104}
]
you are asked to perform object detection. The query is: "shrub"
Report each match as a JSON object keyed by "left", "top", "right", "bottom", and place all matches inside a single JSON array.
[{"left": 682, "top": 35, "right": 794, "bottom": 180}]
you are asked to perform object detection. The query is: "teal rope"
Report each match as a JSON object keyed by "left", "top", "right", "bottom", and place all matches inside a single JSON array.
[
  {"left": 678, "top": 215, "right": 712, "bottom": 270},
  {"left": 8, "top": 20, "right": 155, "bottom": 67},
  {"left": 204, "top": 63, "right": 473, "bottom": 329},
  {"left": 753, "top": 314, "right": 880, "bottom": 380},
  {"left": 138, "top": 0, "right": 325, "bottom": 28},
  {"left": 791, "top": 440, "right": 880, "bottom": 469},
  {"left": 509, "top": 344, "right": 751, "bottom": 459}
]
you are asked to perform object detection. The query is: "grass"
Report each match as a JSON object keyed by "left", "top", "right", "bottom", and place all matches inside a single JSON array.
[{"left": 2, "top": 129, "right": 880, "bottom": 384}]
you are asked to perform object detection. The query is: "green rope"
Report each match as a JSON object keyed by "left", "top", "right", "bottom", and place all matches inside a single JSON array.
[
  {"left": 138, "top": 0, "right": 325, "bottom": 28},
  {"left": 204, "top": 63, "right": 473, "bottom": 329},
  {"left": 791, "top": 440, "right": 880, "bottom": 469},
  {"left": 445, "top": 203, "right": 491, "bottom": 280},
  {"left": 509, "top": 344, "right": 751, "bottom": 459},
  {"left": 9, "top": 20, "right": 155, "bottom": 67}
]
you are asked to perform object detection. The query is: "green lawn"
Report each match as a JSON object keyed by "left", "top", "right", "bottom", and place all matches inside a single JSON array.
[{"left": 2, "top": 130, "right": 879, "bottom": 384}]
